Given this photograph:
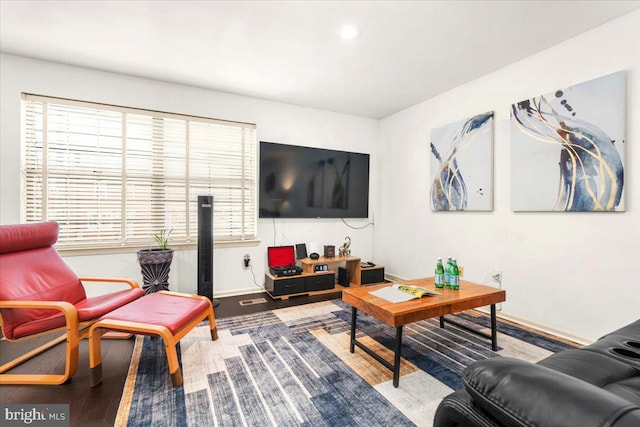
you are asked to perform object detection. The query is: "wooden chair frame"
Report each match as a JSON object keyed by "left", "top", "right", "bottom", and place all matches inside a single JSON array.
[
  {"left": 89, "top": 291, "right": 218, "bottom": 387},
  {"left": 0, "top": 277, "right": 140, "bottom": 386}
]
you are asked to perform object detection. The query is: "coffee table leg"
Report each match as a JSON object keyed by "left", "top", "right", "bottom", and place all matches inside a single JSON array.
[
  {"left": 439, "top": 316, "right": 444, "bottom": 328},
  {"left": 393, "top": 326, "right": 403, "bottom": 388},
  {"left": 350, "top": 307, "right": 357, "bottom": 353},
  {"left": 491, "top": 304, "right": 498, "bottom": 351}
]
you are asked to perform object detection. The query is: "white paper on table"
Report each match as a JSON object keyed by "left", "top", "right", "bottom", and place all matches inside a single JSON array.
[{"left": 369, "top": 285, "right": 417, "bottom": 303}]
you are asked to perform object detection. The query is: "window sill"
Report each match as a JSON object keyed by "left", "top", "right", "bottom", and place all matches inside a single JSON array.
[{"left": 57, "top": 239, "right": 261, "bottom": 257}]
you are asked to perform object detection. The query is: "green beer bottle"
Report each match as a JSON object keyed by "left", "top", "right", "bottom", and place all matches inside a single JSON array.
[
  {"left": 445, "top": 256, "right": 453, "bottom": 288},
  {"left": 451, "top": 258, "right": 460, "bottom": 290},
  {"left": 435, "top": 258, "right": 445, "bottom": 288}
]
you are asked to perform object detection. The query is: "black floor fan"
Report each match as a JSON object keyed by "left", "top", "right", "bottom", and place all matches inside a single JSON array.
[{"left": 198, "top": 195, "right": 219, "bottom": 307}]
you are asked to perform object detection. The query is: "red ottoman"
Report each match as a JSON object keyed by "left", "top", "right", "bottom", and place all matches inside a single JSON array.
[{"left": 88, "top": 291, "right": 217, "bottom": 387}]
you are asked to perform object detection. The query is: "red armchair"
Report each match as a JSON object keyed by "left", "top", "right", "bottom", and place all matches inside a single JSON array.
[{"left": 0, "top": 221, "right": 145, "bottom": 385}]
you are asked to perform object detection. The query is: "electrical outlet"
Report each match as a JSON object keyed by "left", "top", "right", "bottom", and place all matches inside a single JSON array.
[
  {"left": 491, "top": 271, "right": 502, "bottom": 283},
  {"left": 243, "top": 254, "right": 250, "bottom": 268},
  {"left": 491, "top": 269, "right": 503, "bottom": 311}
]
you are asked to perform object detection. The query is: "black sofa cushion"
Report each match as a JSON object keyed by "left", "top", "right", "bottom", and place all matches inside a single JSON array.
[
  {"left": 538, "top": 348, "right": 640, "bottom": 404},
  {"left": 463, "top": 357, "right": 640, "bottom": 427}
]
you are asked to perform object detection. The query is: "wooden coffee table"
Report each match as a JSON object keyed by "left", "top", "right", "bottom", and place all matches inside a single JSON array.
[{"left": 342, "top": 277, "right": 506, "bottom": 387}]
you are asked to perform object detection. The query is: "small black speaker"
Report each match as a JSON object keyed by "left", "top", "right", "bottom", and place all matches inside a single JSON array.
[
  {"left": 198, "top": 195, "right": 218, "bottom": 307},
  {"left": 338, "top": 267, "right": 350, "bottom": 287},
  {"left": 295, "top": 243, "right": 308, "bottom": 259},
  {"left": 361, "top": 266, "right": 385, "bottom": 285}
]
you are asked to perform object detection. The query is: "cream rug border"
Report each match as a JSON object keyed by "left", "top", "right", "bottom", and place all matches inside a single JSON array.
[{"left": 115, "top": 335, "right": 144, "bottom": 426}]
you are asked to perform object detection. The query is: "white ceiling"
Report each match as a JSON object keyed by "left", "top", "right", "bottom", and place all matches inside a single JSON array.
[{"left": 1, "top": 1, "right": 639, "bottom": 119}]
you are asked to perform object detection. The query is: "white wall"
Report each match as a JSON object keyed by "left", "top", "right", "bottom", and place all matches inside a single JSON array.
[
  {"left": 0, "top": 54, "right": 378, "bottom": 297},
  {"left": 376, "top": 11, "right": 640, "bottom": 343}
]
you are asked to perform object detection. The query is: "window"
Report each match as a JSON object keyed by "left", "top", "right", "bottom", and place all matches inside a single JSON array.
[{"left": 21, "top": 94, "right": 257, "bottom": 249}]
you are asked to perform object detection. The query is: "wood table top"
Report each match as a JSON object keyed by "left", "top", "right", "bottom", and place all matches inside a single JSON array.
[{"left": 342, "top": 277, "right": 506, "bottom": 327}]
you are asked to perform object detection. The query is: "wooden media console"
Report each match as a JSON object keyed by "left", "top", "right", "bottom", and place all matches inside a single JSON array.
[{"left": 265, "top": 255, "right": 379, "bottom": 299}]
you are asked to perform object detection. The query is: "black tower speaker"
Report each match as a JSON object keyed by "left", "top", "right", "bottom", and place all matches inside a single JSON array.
[{"left": 198, "top": 195, "right": 219, "bottom": 307}]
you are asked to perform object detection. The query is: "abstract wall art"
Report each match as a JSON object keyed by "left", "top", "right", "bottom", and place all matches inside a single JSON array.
[
  {"left": 429, "top": 111, "right": 494, "bottom": 211},
  {"left": 511, "top": 71, "right": 625, "bottom": 212}
]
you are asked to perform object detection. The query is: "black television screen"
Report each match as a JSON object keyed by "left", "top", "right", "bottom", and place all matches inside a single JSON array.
[{"left": 259, "top": 141, "right": 370, "bottom": 218}]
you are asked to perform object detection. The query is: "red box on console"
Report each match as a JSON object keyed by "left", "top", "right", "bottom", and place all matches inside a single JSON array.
[{"left": 267, "top": 245, "right": 295, "bottom": 268}]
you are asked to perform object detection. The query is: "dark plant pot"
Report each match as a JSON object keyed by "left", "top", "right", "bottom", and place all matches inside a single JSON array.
[{"left": 137, "top": 249, "right": 174, "bottom": 294}]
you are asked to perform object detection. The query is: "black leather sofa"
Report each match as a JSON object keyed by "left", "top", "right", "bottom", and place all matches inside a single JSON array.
[{"left": 434, "top": 319, "right": 640, "bottom": 427}]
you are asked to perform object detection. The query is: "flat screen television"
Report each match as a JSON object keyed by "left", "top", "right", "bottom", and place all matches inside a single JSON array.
[{"left": 259, "top": 141, "right": 370, "bottom": 218}]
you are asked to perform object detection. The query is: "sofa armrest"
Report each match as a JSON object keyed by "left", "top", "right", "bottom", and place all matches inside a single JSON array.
[
  {"left": 464, "top": 358, "right": 640, "bottom": 427},
  {"left": 434, "top": 389, "right": 499, "bottom": 427}
]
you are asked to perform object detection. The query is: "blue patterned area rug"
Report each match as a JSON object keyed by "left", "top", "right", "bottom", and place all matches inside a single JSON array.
[{"left": 115, "top": 299, "right": 574, "bottom": 426}]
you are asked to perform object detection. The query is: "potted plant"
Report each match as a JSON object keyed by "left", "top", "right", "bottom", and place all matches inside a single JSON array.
[{"left": 137, "top": 229, "right": 174, "bottom": 294}]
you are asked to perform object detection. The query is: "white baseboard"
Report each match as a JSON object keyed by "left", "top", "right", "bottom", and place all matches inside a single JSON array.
[
  {"left": 475, "top": 307, "right": 592, "bottom": 346},
  {"left": 214, "top": 286, "right": 266, "bottom": 298}
]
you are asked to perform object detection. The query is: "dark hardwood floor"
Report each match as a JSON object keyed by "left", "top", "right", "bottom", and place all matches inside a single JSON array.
[{"left": 0, "top": 291, "right": 340, "bottom": 427}]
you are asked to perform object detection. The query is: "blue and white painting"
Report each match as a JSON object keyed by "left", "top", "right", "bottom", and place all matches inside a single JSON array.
[
  {"left": 430, "top": 112, "right": 494, "bottom": 211},
  {"left": 511, "top": 71, "right": 625, "bottom": 211}
]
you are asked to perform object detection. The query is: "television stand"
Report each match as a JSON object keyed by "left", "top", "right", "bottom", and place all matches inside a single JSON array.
[
  {"left": 264, "top": 256, "right": 363, "bottom": 300},
  {"left": 299, "top": 256, "right": 362, "bottom": 287}
]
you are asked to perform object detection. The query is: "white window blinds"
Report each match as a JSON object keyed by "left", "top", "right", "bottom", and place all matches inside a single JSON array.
[{"left": 21, "top": 94, "right": 257, "bottom": 249}]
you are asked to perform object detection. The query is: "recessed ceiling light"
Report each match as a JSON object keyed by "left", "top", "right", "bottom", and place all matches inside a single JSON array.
[{"left": 339, "top": 25, "right": 360, "bottom": 40}]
